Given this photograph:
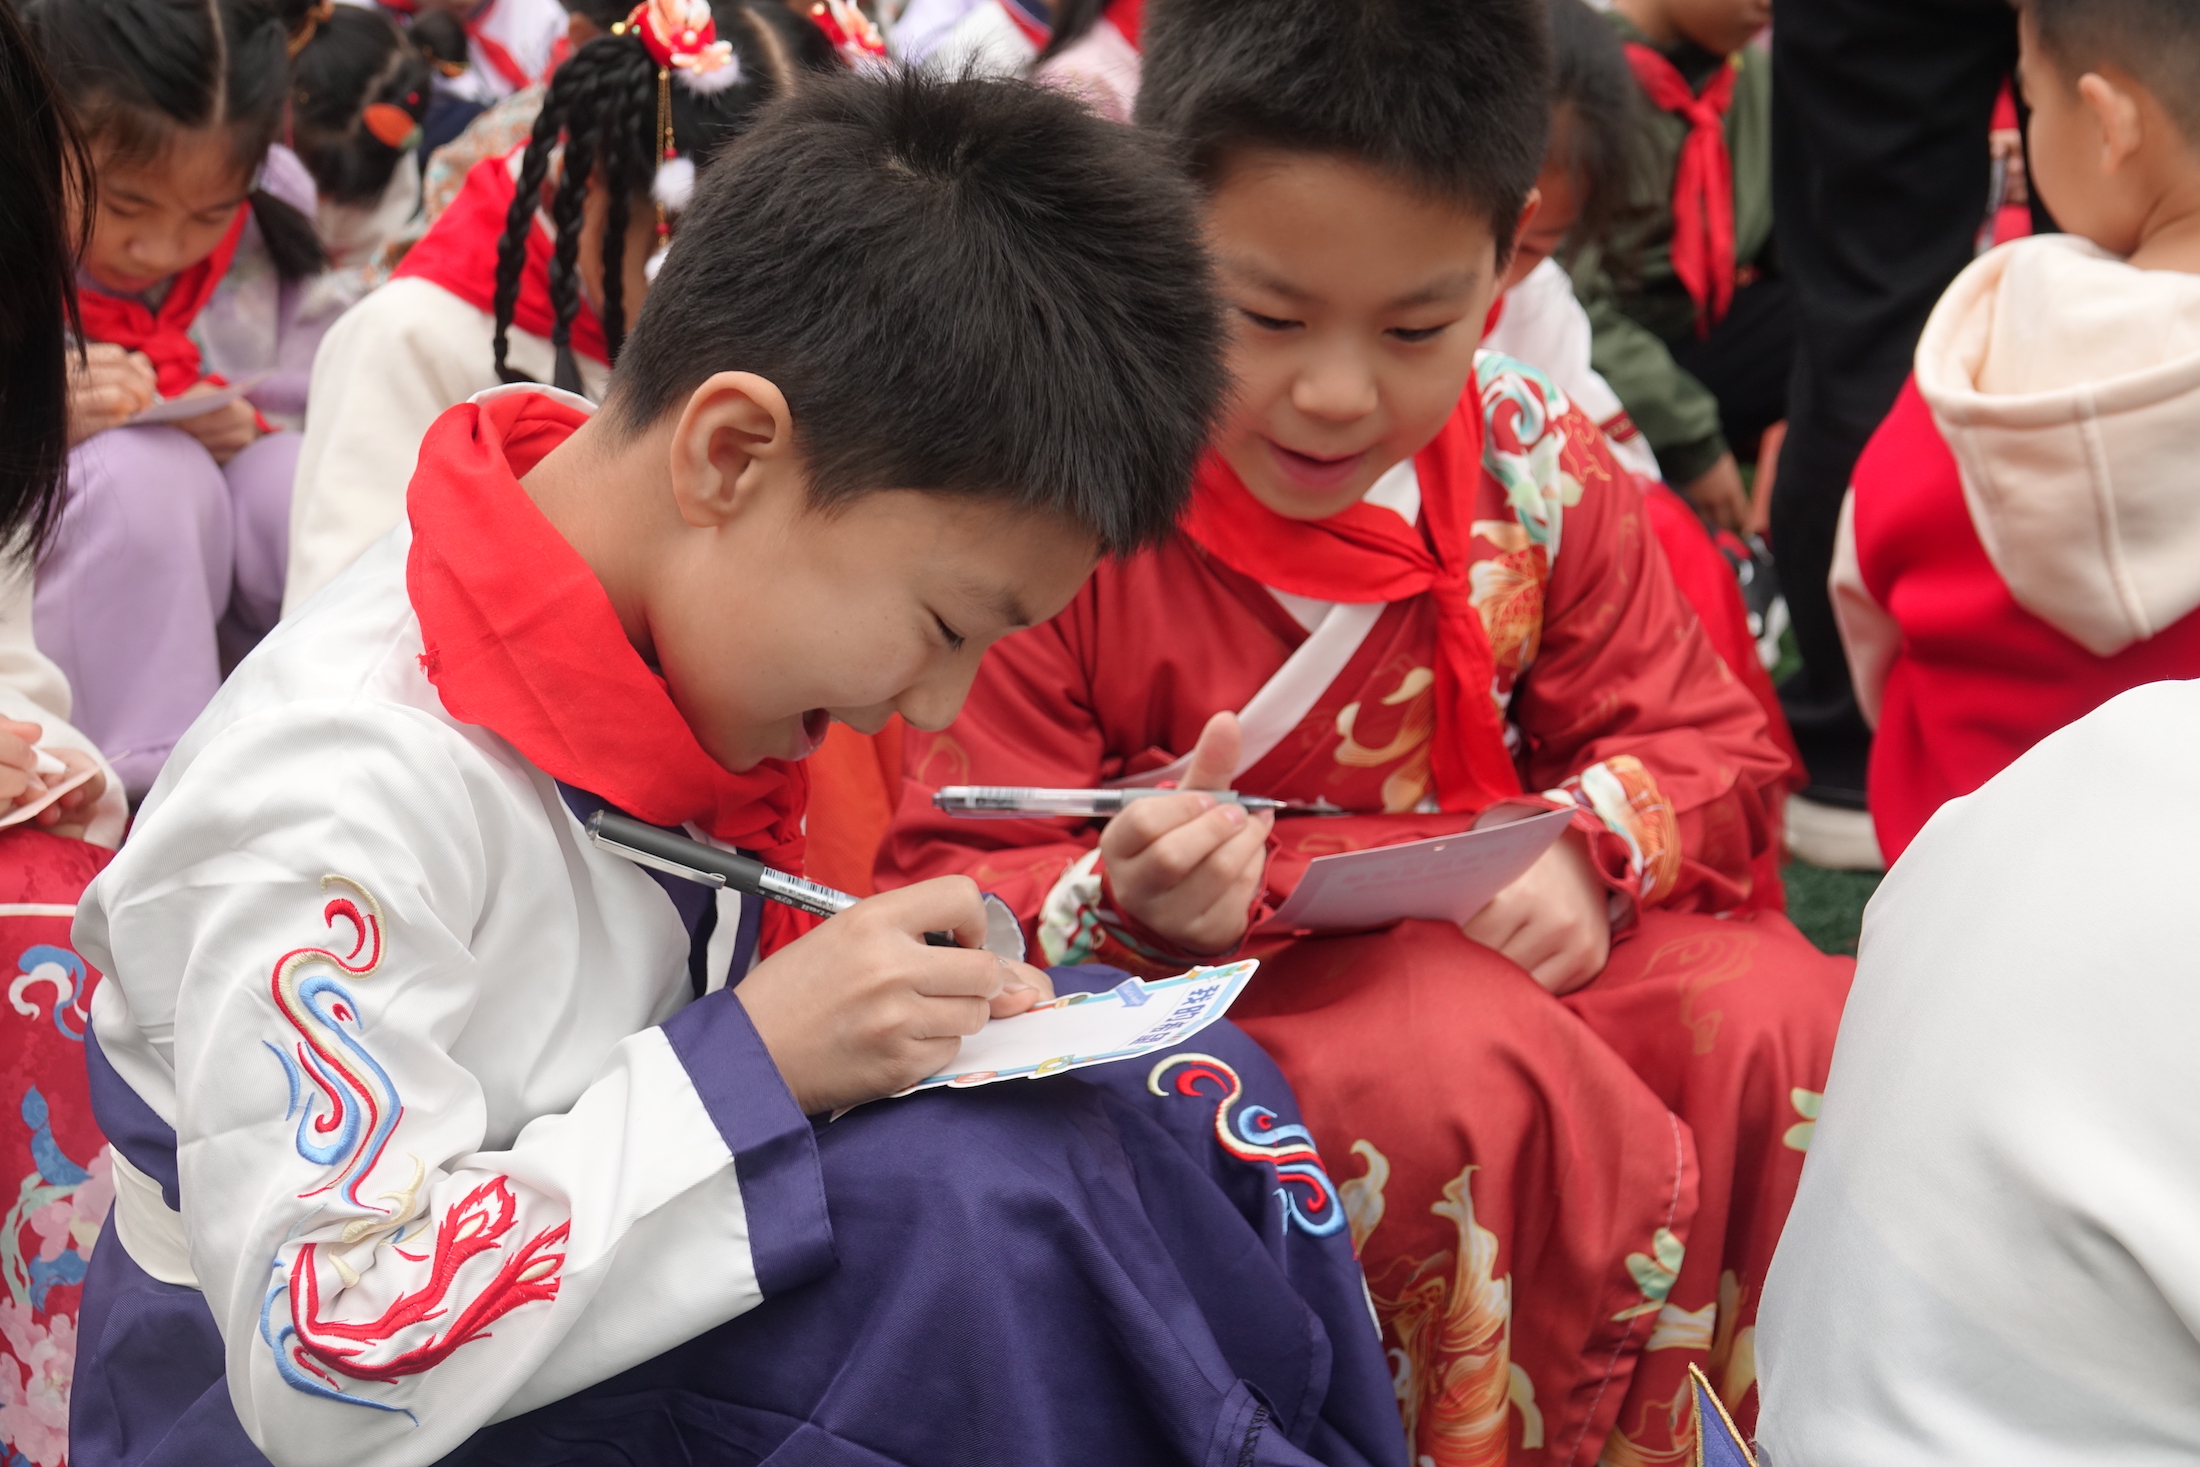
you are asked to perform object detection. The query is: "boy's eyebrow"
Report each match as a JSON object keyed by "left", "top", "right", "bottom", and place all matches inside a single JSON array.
[
  {"left": 1220, "top": 255, "right": 1318, "bottom": 305},
  {"left": 1383, "top": 271, "right": 1484, "bottom": 312}
]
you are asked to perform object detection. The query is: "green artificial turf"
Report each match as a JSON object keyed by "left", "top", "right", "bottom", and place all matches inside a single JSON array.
[{"left": 1783, "top": 860, "right": 1881, "bottom": 957}]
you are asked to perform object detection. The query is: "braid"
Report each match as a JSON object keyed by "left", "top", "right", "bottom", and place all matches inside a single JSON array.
[
  {"left": 487, "top": 5, "right": 837, "bottom": 388},
  {"left": 545, "top": 86, "right": 600, "bottom": 395},
  {"left": 492, "top": 94, "right": 564, "bottom": 384},
  {"left": 594, "top": 54, "right": 659, "bottom": 363}
]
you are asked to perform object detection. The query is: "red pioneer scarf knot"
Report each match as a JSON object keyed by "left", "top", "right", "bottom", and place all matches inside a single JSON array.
[{"left": 1624, "top": 42, "right": 1739, "bottom": 337}]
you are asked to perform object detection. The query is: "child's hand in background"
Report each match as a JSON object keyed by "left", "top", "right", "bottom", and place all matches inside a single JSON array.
[
  {"left": 173, "top": 389, "right": 262, "bottom": 465},
  {"left": 0, "top": 720, "right": 106, "bottom": 841},
  {"left": 1680, "top": 451, "right": 1752, "bottom": 534},
  {"left": 736, "top": 876, "right": 1054, "bottom": 1114},
  {"left": 1099, "top": 711, "right": 1273, "bottom": 957},
  {"left": 65, "top": 344, "right": 157, "bottom": 445},
  {"left": 1460, "top": 830, "right": 1611, "bottom": 993}
]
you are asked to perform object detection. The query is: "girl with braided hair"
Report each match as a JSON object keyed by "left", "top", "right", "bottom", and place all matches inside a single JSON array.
[
  {"left": 27, "top": 0, "right": 330, "bottom": 802},
  {"left": 286, "top": 0, "right": 833, "bottom": 612}
]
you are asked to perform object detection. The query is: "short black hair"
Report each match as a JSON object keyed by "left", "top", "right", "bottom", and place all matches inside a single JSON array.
[
  {"left": 1135, "top": 0, "right": 1550, "bottom": 247},
  {"left": 607, "top": 70, "right": 1226, "bottom": 557},
  {"left": 2029, "top": 0, "right": 2200, "bottom": 139},
  {"left": 1547, "top": 0, "right": 1642, "bottom": 258}
]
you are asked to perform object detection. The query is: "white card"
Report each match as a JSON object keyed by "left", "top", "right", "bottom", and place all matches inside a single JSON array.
[
  {"left": 124, "top": 372, "right": 270, "bottom": 426},
  {"left": 0, "top": 761, "right": 98, "bottom": 830},
  {"left": 1256, "top": 805, "right": 1577, "bottom": 935},
  {"left": 909, "top": 960, "right": 1258, "bottom": 1091}
]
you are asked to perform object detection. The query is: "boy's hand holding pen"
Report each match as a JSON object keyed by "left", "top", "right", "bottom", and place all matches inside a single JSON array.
[
  {"left": 1089, "top": 712, "right": 1274, "bottom": 958},
  {"left": 586, "top": 814, "right": 1054, "bottom": 1114}
]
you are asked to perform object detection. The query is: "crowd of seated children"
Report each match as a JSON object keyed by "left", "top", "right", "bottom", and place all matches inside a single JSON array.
[
  {"left": 70, "top": 66, "right": 1420, "bottom": 1467},
  {"left": 881, "top": 1, "right": 1853, "bottom": 1461},
  {"left": 1574, "top": 0, "right": 1783, "bottom": 542},
  {"left": 286, "top": 0, "right": 833, "bottom": 612},
  {"left": 31, "top": 0, "right": 324, "bottom": 805},
  {"left": 15, "top": 0, "right": 2197, "bottom": 1456},
  {"left": 1829, "top": 0, "right": 2200, "bottom": 866}
]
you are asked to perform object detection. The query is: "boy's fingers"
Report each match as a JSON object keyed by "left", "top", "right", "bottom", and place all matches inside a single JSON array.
[
  {"left": 1001, "top": 960, "right": 1054, "bottom": 1000},
  {"left": 857, "top": 874, "right": 990, "bottom": 946},
  {"left": 1129, "top": 802, "right": 1245, "bottom": 886},
  {"left": 909, "top": 991, "right": 993, "bottom": 1040},
  {"left": 906, "top": 946, "right": 1015, "bottom": 1001},
  {"left": 1102, "top": 791, "right": 1215, "bottom": 860},
  {"left": 1181, "top": 710, "right": 1242, "bottom": 792}
]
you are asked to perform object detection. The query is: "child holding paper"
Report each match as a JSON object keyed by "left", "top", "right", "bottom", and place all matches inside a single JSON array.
[
  {"left": 30, "top": 0, "right": 327, "bottom": 799},
  {"left": 71, "top": 69, "right": 1405, "bottom": 1467},
  {"left": 881, "top": 0, "right": 1850, "bottom": 1458}
]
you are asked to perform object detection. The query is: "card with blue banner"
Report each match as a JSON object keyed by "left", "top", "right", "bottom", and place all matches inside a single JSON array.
[{"left": 908, "top": 961, "right": 1258, "bottom": 1091}]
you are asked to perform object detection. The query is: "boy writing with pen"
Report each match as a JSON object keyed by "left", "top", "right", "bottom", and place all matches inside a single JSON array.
[
  {"left": 880, "top": 0, "right": 1852, "bottom": 1458},
  {"left": 70, "top": 71, "right": 1406, "bottom": 1467}
]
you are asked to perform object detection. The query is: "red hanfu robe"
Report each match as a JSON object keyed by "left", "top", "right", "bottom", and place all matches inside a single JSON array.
[{"left": 881, "top": 354, "right": 1852, "bottom": 1465}]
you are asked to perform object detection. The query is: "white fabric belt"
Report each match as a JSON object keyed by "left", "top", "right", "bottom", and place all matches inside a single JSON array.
[{"left": 108, "top": 1144, "right": 200, "bottom": 1289}]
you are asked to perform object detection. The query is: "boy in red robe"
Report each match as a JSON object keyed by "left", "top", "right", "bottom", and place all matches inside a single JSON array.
[{"left": 880, "top": 1, "right": 1852, "bottom": 1459}]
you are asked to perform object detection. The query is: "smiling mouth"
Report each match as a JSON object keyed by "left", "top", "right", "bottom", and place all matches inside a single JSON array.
[
  {"left": 792, "top": 709, "right": 831, "bottom": 759},
  {"left": 1267, "top": 440, "right": 1370, "bottom": 494}
]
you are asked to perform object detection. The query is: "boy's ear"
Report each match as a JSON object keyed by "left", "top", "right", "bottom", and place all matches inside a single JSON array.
[
  {"left": 2078, "top": 71, "right": 2145, "bottom": 173},
  {"left": 667, "top": 371, "right": 796, "bottom": 529}
]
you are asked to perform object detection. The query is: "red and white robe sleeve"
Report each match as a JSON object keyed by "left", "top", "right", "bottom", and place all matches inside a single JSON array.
[
  {"left": 1497, "top": 380, "right": 1789, "bottom": 916},
  {"left": 77, "top": 702, "right": 833, "bottom": 1467}
]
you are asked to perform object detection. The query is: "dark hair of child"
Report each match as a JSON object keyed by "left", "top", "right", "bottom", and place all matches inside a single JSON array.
[
  {"left": 2028, "top": 0, "right": 2200, "bottom": 137},
  {"left": 292, "top": 4, "right": 432, "bottom": 207},
  {"left": 1546, "top": 0, "right": 1640, "bottom": 260},
  {"left": 1135, "top": 0, "right": 1551, "bottom": 252},
  {"left": 0, "top": 0, "right": 91, "bottom": 557},
  {"left": 27, "top": 0, "right": 326, "bottom": 281},
  {"left": 1033, "top": 0, "right": 1105, "bottom": 63},
  {"left": 408, "top": 7, "right": 472, "bottom": 77},
  {"left": 607, "top": 69, "right": 1226, "bottom": 557},
  {"left": 561, "top": 0, "right": 636, "bottom": 31},
  {"left": 491, "top": 0, "right": 836, "bottom": 389}
]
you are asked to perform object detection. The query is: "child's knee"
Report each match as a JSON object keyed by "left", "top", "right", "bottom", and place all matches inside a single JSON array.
[{"left": 66, "top": 427, "right": 229, "bottom": 544}]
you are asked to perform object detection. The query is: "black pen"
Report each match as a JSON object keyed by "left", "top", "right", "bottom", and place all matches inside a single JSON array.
[{"left": 586, "top": 810, "right": 961, "bottom": 947}]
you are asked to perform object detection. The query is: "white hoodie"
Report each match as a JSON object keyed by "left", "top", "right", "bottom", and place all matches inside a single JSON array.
[{"left": 1834, "top": 235, "right": 2200, "bottom": 720}]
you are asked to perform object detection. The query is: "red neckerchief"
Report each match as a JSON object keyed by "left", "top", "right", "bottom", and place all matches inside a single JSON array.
[
  {"left": 464, "top": 0, "right": 537, "bottom": 90},
  {"left": 1625, "top": 43, "right": 1738, "bottom": 338},
  {"left": 1003, "top": 0, "right": 1142, "bottom": 49},
  {"left": 75, "top": 209, "right": 248, "bottom": 397},
  {"left": 394, "top": 153, "right": 609, "bottom": 367},
  {"left": 1180, "top": 395, "right": 1523, "bottom": 813},
  {"left": 406, "top": 389, "right": 813, "bottom": 953}
]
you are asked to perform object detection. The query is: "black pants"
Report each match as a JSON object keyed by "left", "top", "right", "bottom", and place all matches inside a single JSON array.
[
  {"left": 1669, "top": 275, "right": 1795, "bottom": 465},
  {"left": 1769, "top": 0, "right": 2046, "bottom": 795}
]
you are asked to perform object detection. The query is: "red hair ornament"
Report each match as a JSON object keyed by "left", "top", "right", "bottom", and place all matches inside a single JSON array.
[{"left": 620, "top": 0, "right": 741, "bottom": 92}]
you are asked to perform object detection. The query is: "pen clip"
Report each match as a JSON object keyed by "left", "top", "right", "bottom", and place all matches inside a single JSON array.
[{"left": 585, "top": 821, "right": 728, "bottom": 889}]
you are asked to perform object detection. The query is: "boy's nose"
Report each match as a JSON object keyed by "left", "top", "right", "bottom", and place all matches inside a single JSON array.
[{"left": 1290, "top": 357, "right": 1380, "bottom": 422}]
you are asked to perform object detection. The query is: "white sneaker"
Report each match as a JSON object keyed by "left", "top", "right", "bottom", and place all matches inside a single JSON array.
[{"left": 1784, "top": 793, "right": 1885, "bottom": 873}]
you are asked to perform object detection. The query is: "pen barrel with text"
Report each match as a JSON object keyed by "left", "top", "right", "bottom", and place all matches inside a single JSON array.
[{"left": 932, "top": 786, "right": 1288, "bottom": 817}]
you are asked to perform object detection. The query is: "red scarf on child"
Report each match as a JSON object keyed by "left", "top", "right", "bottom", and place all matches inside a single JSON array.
[
  {"left": 395, "top": 154, "right": 609, "bottom": 367},
  {"left": 999, "top": 0, "right": 1142, "bottom": 48},
  {"left": 74, "top": 209, "right": 249, "bottom": 397},
  {"left": 1624, "top": 43, "right": 1738, "bottom": 337},
  {"left": 406, "top": 389, "right": 813, "bottom": 953},
  {"left": 464, "top": 0, "right": 538, "bottom": 91},
  {"left": 1179, "top": 394, "right": 1523, "bottom": 814}
]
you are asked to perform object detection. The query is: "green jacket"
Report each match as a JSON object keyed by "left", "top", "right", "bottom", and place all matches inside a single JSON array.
[{"left": 1571, "top": 17, "right": 1773, "bottom": 486}]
